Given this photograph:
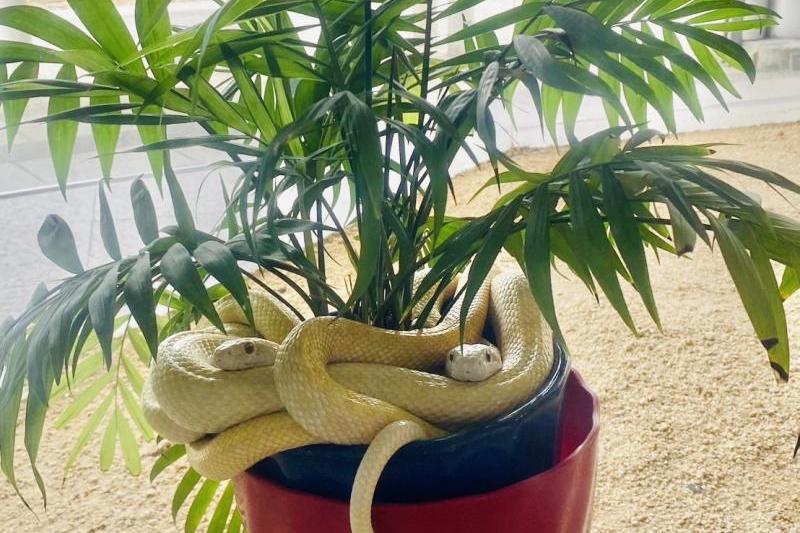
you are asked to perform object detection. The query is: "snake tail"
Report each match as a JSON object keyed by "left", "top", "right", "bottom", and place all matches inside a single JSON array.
[{"left": 349, "top": 420, "right": 430, "bottom": 533}]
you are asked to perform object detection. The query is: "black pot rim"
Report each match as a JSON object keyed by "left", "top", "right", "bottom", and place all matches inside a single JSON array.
[
  {"left": 271, "top": 340, "right": 570, "bottom": 460},
  {"left": 251, "top": 339, "right": 571, "bottom": 502}
]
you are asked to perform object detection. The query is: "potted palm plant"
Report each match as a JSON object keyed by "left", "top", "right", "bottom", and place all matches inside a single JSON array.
[{"left": 0, "top": 1, "right": 797, "bottom": 532}]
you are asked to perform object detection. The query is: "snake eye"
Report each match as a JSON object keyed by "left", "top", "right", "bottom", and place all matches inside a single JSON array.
[
  {"left": 244, "top": 342, "right": 255, "bottom": 355},
  {"left": 485, "top": 351, "right": 492, "bottom": 363},
  {"left": 449, "top": 352, "right": 455, "bottom": 362}
]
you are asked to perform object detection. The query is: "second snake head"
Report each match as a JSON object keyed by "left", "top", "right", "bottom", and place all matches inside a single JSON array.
[{"left": 445, "top": 342, "right": 502, "bottom": 382}]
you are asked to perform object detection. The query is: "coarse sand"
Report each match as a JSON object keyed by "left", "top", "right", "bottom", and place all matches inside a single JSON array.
[{"left": 3, "top": 122, "right": 800, "bottom": 532}]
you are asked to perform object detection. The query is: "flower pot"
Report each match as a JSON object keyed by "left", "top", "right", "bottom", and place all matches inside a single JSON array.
[{"left": 233, "top": 361, "right": 600, "bottom": 532}]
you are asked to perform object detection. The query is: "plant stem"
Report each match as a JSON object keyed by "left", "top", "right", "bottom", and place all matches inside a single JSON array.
[
  {"left": 364, "top": 0, "right": 373, "bottom": 106},
  {"left": 240, "top": 268, "right": 307, "bottom": 321}
]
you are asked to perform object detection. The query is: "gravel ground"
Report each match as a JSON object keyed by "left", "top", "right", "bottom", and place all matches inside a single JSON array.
[{"left": 2, "top": 122, "right": 800, "bottom": 532}]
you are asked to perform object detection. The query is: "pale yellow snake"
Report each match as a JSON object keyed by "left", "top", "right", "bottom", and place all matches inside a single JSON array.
[{"left": 142, "top": 270, "right": 554, "bottom": 532}]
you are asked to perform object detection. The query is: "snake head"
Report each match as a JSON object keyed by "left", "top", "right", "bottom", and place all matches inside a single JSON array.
[
  {"left": 211, "top": 337, "right": 279, "bottom": 371},
  {"left": 445, "top": 342, "right": 502, "bottom": 382}
]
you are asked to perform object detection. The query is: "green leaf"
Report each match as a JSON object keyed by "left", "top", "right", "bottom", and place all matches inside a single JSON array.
[
  {"left": 161, "top": 243, "right": 225, "bottom": 332},
  {"left": 65, "top": 393, "right": 112, "bottom": 472},
  {"left": 185, "top": 479, "right": 220, "bottom": 533},
  {"left": 569, "top": 176, "right": 636, "bottom": 332},
  {"left": 117, "top": 413, "right": 142, "bottom": 476},
  {"left": 667, "top": 200, "right": 697, "bottom": 255},
  {"left": 695, "top": 19, "right": 777, "bottom": 32},
  {"left": 91, "top": 94, "right": 122, "bottom": 179},
  {"left": 127, "top": 326, "right": 153, "bottom": 365},
  {"left": 0, "top": 382, "right": 24, "bottom": 500},
  {"left": 597, "top": 68, "right": 621, "bottom": 127},
  {"left": 127, "top": 135, "right": 262, "bottom": 157},
  {"left": 124, "top": 252, "right": 158, "bottom": 358},
  {"left": 130, "top": 178, "right": 160, "bottom": 245},
  {"left": 208, "top": 483, "right": 235, "bottom": 533},
  {"left": 47, "top": 64, "right": 80, "bottom": 193},
  {"left": 96, "top": 116, "right": 201, "bottom": 128},
  {"left": 660, "top": 1, "right": 777, "bottom": 20},
  {"left": 55, "top": 372, "right": 113, "bottom": 428},
  {"left": 194, "top": 241, "right": 253, "bottom": 326},
  {"left": 629, "top": 54, "right": 681, "bottom": 125},
  {"left": 601, "top": 169, "right": 660, "bottom": 328},
  {"left": 88, "top": 264, "right": 119, "bottom": 368},
  {"left": 99, "top": 414, "right": 117, "bottom": 471},
  {"left": 657, "top": 19, "right": 756, "bottom": 82},
  {"left": 51, "top": 351, "right": 102, "bottom": 403},
  {"left": 625, "top": 55, "right": 658, "bottom": 125},
  {"left": 545, "top": 5, "right": 661, "bottom": 58},
  {"left": 641, "top": 162, "right": 711, "bottom": 246},
  {"left": 23, "top": 392, "right": 48, "bottom": 501},
  {"left": 695, "top": 159, "right": 800, "bottom": 196},
  {"left": 67, "top": 0, "right": 144, "bottom": 73},
  {"left": 561, "top": 92, "right": 583, "bottom": 143},
  {"left": 524, "top": 186, "right": 561, "bottom": 339},
  {"left": 551, "top": 224, "right": 596, "bottom": 296},
  {"left": 540, "top": 84, "right": 561, "bottom": 144},
  {"left": 476, "top": 61, "right": 499, "bottom": 157},
  {"left": 150, "top": 444, "right": 186, "bottom": 482},
  {"left": 0, "top": 6, "right": 104, "bottom": 55},
  {"left": 182, "top": 0, "right": 268, "bottom": 69},
  {"left": 121, "top": 354, "right": 145, "bottom": 394},
  {"left": 680, "top": 32, "right": 740, "bottom": 97},
  {"left": 0, "top": 41, "right": 66, "bottom": 64},
  {"left": 220, "top": 179, "right": 240, "bottom": 240},
  {"left": 343, "top": 96, "right": 385, "bottom": 304},
  {"left": 138, "top": 123, "right": 166, "bottom": 185},
  {"left": 28, "top": 102, "right": 138, "bottom": 124},
  {"left": 180, "top": 71, "right": 253, "bottom": 135},
  {"left": 120, "top": 381, "right": 153, "bottom": 441},
  {"left": 624, "top": 128, "right": 664, "bottom": 150},
  {"left": 436, "top": 0, "right": 485, "bottom": 20},
  {"left": 172, "top": 468, "right": 202, "bottom": 521},
  {"left": 4, "top": 62, "right": 38, "bottom": 148},
  {"left": 135, "top": 0, "right": 171, "bottom": 50},
  {"left": 461, "top": 198, "right": 524, "bottom": 332},
  {"left": 98, "top": 184, "right": 122, "bottom": 260},
  {"left": 741, "top": 226, "right": 790, "bottom": 380},
  {"left": 553, "top": 128, "right": 623, "bottom": 176},
  {"left": 439, "top": 2, "right": 546, "bottom": 44},
  {"left": 221, "top": 43, "right": 276, "bottom": 140},
  {"left": 707, "top": 214, "right": 778, "bottom": 355},
  {"left": 780, "top": 267, "right": 799, "bottom": 301},
  {"left": 25, "top": 324, "right": 52, "bottom": 406},
  {"left": 37, "top": 215, "right": 84, "bottom": 274},
  {"left": 165, "top": 157, "right": 198, "bottom": 249},
  {"left": 227, "top": 509, "right": 243, "bottom": 533},
  {"left": 626, "top": 24, "right": 724, "bottom": 113}
]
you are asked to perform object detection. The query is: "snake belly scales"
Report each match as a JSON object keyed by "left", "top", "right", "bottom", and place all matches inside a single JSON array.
[{"left": 142, "top": 270, "right": 555, "bottom": 532}]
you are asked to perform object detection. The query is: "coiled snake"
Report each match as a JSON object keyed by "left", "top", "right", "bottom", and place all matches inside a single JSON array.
[{"left": 142, "top": 270, "right": 554, "bottom": 532}]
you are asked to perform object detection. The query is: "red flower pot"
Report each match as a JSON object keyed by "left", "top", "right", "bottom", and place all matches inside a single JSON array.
[{"left": 233, "top": 370, "right": 599, "bottom": 533}]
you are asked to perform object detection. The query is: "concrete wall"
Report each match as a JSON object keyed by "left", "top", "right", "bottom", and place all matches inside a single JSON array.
[{"left": 772, "top": 1, "right": 800, "bottom": 38}]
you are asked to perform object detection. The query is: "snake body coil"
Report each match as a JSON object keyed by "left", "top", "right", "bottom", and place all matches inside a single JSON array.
[{"left": 142, "top": 270, "right": 554, "bottom": 532}]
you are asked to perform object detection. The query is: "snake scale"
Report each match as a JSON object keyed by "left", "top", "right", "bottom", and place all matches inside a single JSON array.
[{"left": 142, "top": 270, "right": 554, "bottom": 532}]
